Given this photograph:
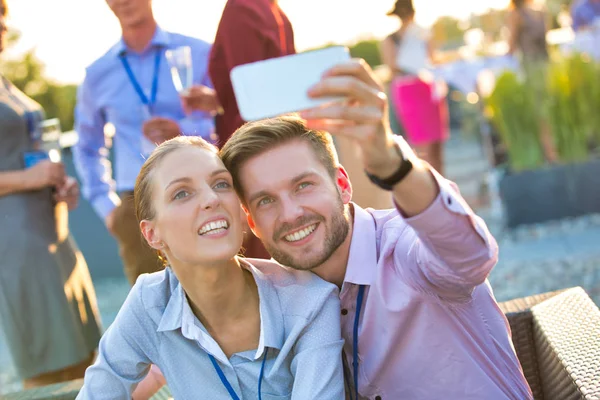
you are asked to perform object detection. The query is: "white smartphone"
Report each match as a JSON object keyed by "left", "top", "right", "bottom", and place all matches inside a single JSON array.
[{"left": 230, "top": 46, "right": 351, "bottom": 121}]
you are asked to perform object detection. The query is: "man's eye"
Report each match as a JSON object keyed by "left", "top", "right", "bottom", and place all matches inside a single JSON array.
[
  {"left": 174, "top": 190, "right": 189, "bottom": 200},
  {"left": 298, "top": 182, "right": 312, "bottom": 190},
  {"left": 257, "top": 197, "right": 273, "bottom": 207}
]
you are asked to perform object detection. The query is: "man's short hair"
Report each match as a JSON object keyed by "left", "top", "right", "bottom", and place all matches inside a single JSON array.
[{"left": 219, "top": 115, "right": 339, "bottom": 203}]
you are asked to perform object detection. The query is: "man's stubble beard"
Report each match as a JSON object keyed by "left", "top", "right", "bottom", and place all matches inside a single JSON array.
[{"left": 264, "top": 199, "right": 350, "bottom": 271}]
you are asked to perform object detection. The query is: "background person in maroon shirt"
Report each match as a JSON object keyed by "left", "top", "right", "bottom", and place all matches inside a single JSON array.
[
  {"left": 209, "top": 0, "right": 296, "bottom": 145},
  {"left": 207, "top": 0, "right": 295, "bottom": 258}
]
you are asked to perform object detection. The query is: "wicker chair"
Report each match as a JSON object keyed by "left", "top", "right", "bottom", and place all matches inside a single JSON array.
[
  {"left": 4, "top": 287, "right": 599, "bottom": 400},
  {"left": 498, "top": 287, "right": 600, "bottom": 400}
]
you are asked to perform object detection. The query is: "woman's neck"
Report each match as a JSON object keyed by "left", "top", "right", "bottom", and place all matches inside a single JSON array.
[{"left": 175, "top": 257, "right": 259, "bottom": 335}]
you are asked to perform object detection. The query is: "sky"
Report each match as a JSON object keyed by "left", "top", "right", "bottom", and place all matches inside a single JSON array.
[{"left": 4, "top": 0, "right": 510, "bottom": 84}]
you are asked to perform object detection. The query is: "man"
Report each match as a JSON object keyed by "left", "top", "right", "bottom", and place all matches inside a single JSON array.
[
  {"left": 571, "top": 0, "right": 600, "bottom": 31},
  {"left": 220, "top": 60, "right": 533, "bottom": 398},
  {"left": 74, "top": 0, "right": 219, "bottom": 284}
]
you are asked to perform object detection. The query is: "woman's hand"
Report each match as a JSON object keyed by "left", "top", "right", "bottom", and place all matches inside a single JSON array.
[
  {"left": 54, "top": 176, "right": 80, "bottom": 210},
  {"left": 23, "top": 160, "right": 66, "bottom": 190}
]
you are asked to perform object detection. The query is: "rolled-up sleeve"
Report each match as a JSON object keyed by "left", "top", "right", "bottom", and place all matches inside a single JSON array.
[
  {"left": 290, "top": 286, "right": 345, "bottom": 399},
  {"left": 77, "top": 276, "right": 156, "bottom": 399},
  {"left": 73, "top": 75, "right": 121, "bottom": 220},
  {"left": 394, "top": 168, "right": 499, "bottom": 300}
]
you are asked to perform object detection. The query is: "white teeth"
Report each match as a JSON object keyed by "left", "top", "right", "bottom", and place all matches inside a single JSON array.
[
  {"left": 284, "top": 224, "right": 317, "bottom": 242},
  {"left": 198, "top": 219, "right": 229, "bottom": 235}
]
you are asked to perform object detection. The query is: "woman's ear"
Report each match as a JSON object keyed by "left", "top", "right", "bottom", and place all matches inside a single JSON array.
[{"left": 140, "top": 220, "right": 163, "bottom": 250}]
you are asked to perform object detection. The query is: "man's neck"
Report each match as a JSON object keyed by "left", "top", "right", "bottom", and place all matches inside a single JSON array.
[
  {"left": 121, "top": 18, "right": 157, "bottom": 53},
  {"left": 176, "top": 257, "right": 259, "bottom": 332},
  {"left": 311, "top": 212, "right": 354, "bottom": 289}
]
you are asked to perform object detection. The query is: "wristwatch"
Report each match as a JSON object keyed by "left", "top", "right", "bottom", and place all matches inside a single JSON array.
[{"left": 365, "top": 142, "right": 413, "bottom": 191}]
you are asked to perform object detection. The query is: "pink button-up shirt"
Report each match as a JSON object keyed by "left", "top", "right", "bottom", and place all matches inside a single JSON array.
[{"left": 341, "top": 172, "right": 532, "bottom": 399}]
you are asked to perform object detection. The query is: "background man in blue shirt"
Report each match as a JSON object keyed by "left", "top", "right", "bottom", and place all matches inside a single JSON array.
[
  {"left": 74, "top": 0, "right": 219, "bottom": 284},
  {"left": 571, "top": 0, "right": 600, "bottom": 31}
]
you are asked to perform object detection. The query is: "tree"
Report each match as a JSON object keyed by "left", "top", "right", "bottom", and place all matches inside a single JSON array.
[
  {"left": 349, "top": 40, "right": 382, "bottom": 67},
  {"left": 431, "top": 16, "right": 466, "bottom": 50},
  {"left": 1, "top": 29, "right": 77, "bottom": 131}
]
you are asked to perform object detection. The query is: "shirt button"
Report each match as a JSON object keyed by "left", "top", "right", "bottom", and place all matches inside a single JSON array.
[
  {"left": 341, "top": 309, "right": 348, "bottom": 316},
  {"left": 375, "top": 396, "right": 382, "bottom": 400}
]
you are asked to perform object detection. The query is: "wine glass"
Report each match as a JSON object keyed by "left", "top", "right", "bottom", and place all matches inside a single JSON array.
[
  {"left": 165, "top": 46, "right": 193, "bottom": 95},
  {"left": 39, "top": 118, "right": 62, "bottom": 163}
]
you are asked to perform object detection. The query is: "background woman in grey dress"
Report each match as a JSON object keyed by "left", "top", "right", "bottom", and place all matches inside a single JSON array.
[{"left": 0, "top": 0, "right": 101, "bottom": 388}]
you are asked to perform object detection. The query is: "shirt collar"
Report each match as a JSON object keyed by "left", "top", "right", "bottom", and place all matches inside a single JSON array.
[
  {"left": 156, "top": 268, "right": 185, "bottom": 333},
  {"left": 114, "top": 25, "right": 171, "bottom": 56},
  {"left": 156, "top": 262, "right": 285, "bottom": 364},
  {"left": 239, "top": 258, "right": 285, "bottom": 358},
  {"left": 343, "top": 203, "right": 379, "bottom": 286}
]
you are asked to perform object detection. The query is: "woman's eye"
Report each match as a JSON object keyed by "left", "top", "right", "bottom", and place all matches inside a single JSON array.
[
  {"left": 214, "top": 181, "right": 231, "bottom": 190},
  {"left": 174, "top": 190, "right": 189, "bottom": 200}
]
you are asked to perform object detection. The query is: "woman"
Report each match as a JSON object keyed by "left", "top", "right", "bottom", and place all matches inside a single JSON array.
[
  {"left": 508, "top": 0, "right": 549, "bottom": 64},
  {"left": 77, "top": 136, "right": 345, "bottom": 399},
  {"left": 380, "top": 0, "right": 449, "bottom": 175},
  {"left": 0, "top": 0, "right": 101, "bottom": 389}
]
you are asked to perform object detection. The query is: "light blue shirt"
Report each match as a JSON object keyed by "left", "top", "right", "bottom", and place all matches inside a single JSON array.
[
  {"left": 73, "top": 26, "right": 215, "bottom": 220},
  {"left": 572, "top": 0, "right": 600, "bottom": 31},
  {"left": 77, "top": 259, "right": 345, "bottom": 399}
]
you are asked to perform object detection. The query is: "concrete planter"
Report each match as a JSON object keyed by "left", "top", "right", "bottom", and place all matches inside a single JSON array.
[{"left": 499, "top": 159, "right": 600, "bottom": 227}]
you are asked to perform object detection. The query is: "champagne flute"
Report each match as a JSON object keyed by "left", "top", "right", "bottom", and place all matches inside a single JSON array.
[
  {"left": 165, "top": 46, "right": 193, "bottom": 95},
  {"left": 39, "top": 118, "right": 62, "bottom": 163}
]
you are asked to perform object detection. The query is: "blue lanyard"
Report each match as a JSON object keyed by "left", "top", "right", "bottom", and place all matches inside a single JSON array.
[
  {"left": 352, "top": 285, "right": 366, "bottom": 400},
  {"left": 119, "top": 48, "right": 162, "bottom": 113},
  {"left": 208, "top": 347, "right": 269, "bottom": 400}
]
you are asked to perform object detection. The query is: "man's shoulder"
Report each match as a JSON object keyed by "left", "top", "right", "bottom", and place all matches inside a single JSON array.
[
  {"left": 363, "top": 206, "right": 407, "bottom": 232},
  {"left": 243, "top": 258, "right": 339, "bottom": 315},
  {"left": 167, "top": 31, "right": 212, "bottom": 51},
  {"left": 86, "top": 41, "right": 123, "bottom": 70},
  {"left": 83, "top": 42, "right": 123, "bottom": 84},
  {"left": 223, "top": 0, "right": 272, "bottom": 21}
]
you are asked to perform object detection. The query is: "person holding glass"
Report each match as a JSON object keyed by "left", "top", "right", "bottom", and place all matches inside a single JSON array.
[
  {"left": 74, "top": 0, "right": 221, "bottom": 285},
  {"left": 77, "top": 136, "right": 345, "bottom": 399},
  {"left": 0, "top": 0, "right": 102, "bottom": 389}
]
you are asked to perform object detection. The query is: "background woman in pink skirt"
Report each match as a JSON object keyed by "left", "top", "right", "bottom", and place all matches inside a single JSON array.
[{"left": 380, "top": 0, "right": 449, "bottom": 175}]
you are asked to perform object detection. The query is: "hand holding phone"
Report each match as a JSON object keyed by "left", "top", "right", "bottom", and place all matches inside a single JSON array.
[{"left": 230, "top": 46, "right": 351, "bottom": 121}]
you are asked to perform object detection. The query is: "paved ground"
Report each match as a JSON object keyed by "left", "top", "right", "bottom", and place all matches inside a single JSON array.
[{"left": 2, "top": 133, "right": 599, "bottom": 394}]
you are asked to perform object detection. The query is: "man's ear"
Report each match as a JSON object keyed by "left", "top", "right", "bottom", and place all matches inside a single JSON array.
[
  {"left": 242, "top": 204, "right": 260, "bottom": 237},
  {"left": 336, "top": 166, "right": 353, "bottom": 205},
  {"left": 140, "top": 220, "right": 163, "bottom": 250}
]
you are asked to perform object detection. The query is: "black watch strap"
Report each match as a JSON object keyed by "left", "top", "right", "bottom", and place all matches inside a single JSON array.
[{"left": 365, "top": 143, "right": 413, "bottom": 191}]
